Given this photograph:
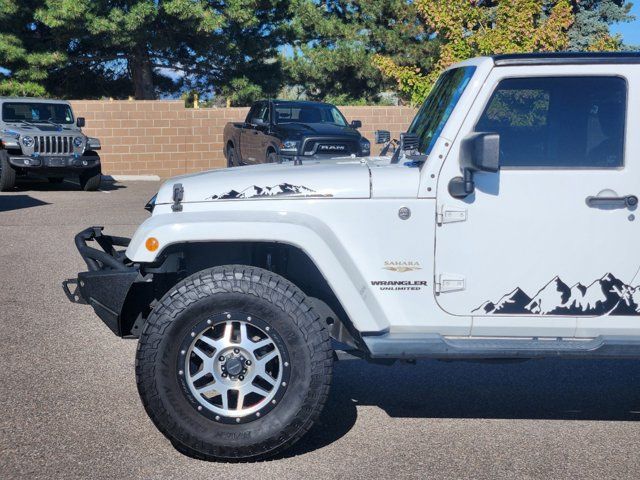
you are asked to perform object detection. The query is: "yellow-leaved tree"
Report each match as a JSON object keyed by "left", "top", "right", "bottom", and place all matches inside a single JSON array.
[{"left": 374, "top": 0, "right": 578, "bottom": 105}]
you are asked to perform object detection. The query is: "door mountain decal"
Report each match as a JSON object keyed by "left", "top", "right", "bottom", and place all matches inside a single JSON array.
[{"left": 473, "top": 274, "right": 640, "bottom": 316}]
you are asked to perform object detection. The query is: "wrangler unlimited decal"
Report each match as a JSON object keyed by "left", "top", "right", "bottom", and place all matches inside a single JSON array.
[{"left": 371, "top": 280, "right": 428, "bottom": 291}]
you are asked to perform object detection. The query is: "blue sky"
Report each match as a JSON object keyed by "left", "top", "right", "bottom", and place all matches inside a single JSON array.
[{"left": 611, "top": 2, "right": 640, "bottom": 46}]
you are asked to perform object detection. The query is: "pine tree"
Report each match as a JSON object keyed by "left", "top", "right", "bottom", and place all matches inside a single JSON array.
[
  {"left": 0, "top": 0, "right": 65, "bottom": 96},
  {"left": 36, "top": 0, "right": 290, "bottom": 100},
  {"left": 567, "top": 0, "right": 633, "bottom": 51},
  {"left": 284, "top": 0, "right": 439, "bottom": 103}
]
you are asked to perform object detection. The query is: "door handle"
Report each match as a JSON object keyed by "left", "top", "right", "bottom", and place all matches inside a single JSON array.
[{"left": 586, "top": 194, "right": 638, "bottom": 209}]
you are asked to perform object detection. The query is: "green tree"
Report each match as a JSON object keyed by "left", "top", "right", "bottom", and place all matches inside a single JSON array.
[
  {"left": 375, "top": 0, "right": 568, "bottom": 105},
  {"left": 374, "top": 0, "right": 634, "bottom": 105},
  {"left": 567, "top": 0, "right": 633, "bottom": 51},
  {"left": 0, "top": 0, "right": 64, "bottom": 96},
  {"left": 36, "top": 0, "right": 290, "bottom": 100},
  {"left": 284, "top": 0, "right": 439, "bottom": 103}
]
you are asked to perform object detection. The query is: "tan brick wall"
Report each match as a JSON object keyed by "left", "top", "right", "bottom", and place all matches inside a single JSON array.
[{"left": 69, "top": 100, "right": 417, "bottom": 178}]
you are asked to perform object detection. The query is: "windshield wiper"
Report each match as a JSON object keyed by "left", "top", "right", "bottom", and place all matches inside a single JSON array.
[
  {"left": 42, "top": 118, "right": 63, "bottom": 128},
  {"left": 17, "top": 118, "right": 62, "bottom": 128}
]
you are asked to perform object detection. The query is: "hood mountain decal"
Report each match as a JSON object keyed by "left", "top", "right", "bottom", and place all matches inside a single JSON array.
[
  {"left": 473, "top": 273, "right": 640, "bottom": 316},
  {"left": 207, "top": 183, "right": 331, "bottom": 200}
]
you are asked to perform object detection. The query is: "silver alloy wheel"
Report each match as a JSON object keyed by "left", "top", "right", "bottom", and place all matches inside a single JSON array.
[{"left": 182, "top": 315, "right": 287, "bottom": 422}]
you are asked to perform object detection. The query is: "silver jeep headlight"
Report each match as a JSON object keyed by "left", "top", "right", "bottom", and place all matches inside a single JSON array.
[
  {"left": 280, "top": 140, "right": 300, "bottom": 152},
  {"left": 73, "top": 137, "right": 84, "bottom": 148},
  {"left": 22, "top": 136, "right": 34, "bottom": 148}
]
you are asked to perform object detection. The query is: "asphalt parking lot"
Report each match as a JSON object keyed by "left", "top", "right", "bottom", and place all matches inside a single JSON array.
[{"left": 1, "top": 177, "right": 640, "bottom": 479}]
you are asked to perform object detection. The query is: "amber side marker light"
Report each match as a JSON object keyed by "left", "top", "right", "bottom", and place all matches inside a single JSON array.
[{"left": 146, "top": 237, "right": 159, "bottom": 252}]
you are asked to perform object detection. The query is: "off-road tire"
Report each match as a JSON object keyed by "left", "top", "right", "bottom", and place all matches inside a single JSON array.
[
  {"left": 267, "top": 150, "right": 278, "bottom": 163},
  {"left": 136, "top": 265, "right": 333, "bottom": 461},
  {"left": 79, "top": 168, "right": 101, "bottom": 191},
  {"left": 0, "top": 150, "right": 16, "bottom": 191}
]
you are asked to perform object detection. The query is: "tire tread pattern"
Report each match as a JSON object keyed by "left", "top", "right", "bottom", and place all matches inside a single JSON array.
[
  {"left": 0, "top": 150, "right": 16, "bottom": 191},
  {"left": 135, "top": 265, "right": 333, "bottom": 461},
  {"left": 80, "top": 169, "right": 101, "bottom": 191}
]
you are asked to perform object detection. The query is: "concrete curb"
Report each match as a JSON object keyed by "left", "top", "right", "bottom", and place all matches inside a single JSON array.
[{"left": 103, "top": 175, "right": 161, "bottom": 182}]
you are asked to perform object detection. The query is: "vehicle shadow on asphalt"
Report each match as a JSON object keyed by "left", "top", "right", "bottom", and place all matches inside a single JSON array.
[
  {"left": 282, "top": 358, "right": 640, "bottom": 459},
  {"left": 0, "top": 194, "right": 50, "bottom": 212},
  {"left": 12, "top": 177, "right": 126, "bottom": 192}
]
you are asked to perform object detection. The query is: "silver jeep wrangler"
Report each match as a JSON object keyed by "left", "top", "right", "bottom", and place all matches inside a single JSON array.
[{"left": 0, "top": 98, "right": 102, "bottom": 191}]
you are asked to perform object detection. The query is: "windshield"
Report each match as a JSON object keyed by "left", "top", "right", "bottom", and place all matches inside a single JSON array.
[
  {"left": 409, "top": 66, "right": 476, "bottom": 155},
  {"left": 2, "top": 102, "right": 74, "bottom": 125},
  {"left": 274, "top": 104, "right": 348, "bottom": 126}
]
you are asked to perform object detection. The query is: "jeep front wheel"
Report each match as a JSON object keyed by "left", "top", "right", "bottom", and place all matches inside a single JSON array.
[
  {"left": 79, "top": 167, "right": 101, "bottom": 191},
  {"left": 136, "top": 266, "right": 333, "bottom": 461},
  {"left": 0, "top": 150, "right": 16, "bottom": 191}
]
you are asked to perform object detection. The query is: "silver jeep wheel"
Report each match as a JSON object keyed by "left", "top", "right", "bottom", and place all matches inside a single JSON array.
[
  {"left": 179, "top": 313, "right": 289, "bottom": 424},
  {"left": 137, "top": 266, "right": 332, "bottom": 461}
]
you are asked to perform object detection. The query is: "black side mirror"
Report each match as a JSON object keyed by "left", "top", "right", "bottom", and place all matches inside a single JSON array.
[
  {"left": 449, "top": 132, "right": 500, "bottom": 199},
  {"left": 375, "top": 130, "right": 390, "bottom": 144},
  {"left": 460, "top": 132, "right": 500, "bottom": 173},
  {"left": 350, "top": 120, "right": 362, "bottom": 129},
  {"left": 76, "top": 117, "right": 86, "bottom": 128}
]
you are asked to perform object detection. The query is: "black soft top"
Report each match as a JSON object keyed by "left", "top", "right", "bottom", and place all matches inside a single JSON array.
[{"left": 493, "top": 52, "right": 640, "bottom": 67}]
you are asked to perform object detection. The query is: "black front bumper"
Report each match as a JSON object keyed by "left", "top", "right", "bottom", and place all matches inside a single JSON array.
[
  {"left": 63, "top": 227, "right": 143, "bottom": 336},
  {"left": 10, "top": 153, "right": 100, "bottom": 173}
]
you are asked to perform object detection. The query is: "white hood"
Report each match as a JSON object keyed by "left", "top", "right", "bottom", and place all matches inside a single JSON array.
[
  {"left": 156, "top": 159, "right": 372, "bottom": 204},
  {"left": 154, "top": 156, "right": 422, "bottom": 204}
]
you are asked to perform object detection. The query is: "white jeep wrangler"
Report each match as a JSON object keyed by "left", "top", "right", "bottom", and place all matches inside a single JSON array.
[{"left": 64, "top": 52, "right": 640, "bottom": 461}]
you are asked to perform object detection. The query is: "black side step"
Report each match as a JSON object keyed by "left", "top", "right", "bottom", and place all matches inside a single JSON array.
[{"left": 363, "top": 333, "right": 640, "bottom": 360}]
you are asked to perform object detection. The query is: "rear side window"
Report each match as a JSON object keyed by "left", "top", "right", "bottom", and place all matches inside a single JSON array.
[
  {"left": 249, "top": 103, "right": 269, "bottom": 123},
  {"left": 476, "top": 76, "right": 626, "bottom": 168}
]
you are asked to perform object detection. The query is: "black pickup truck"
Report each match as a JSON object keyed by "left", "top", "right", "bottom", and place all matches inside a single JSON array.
[{"left": 223, "top": 100, "right": 370, "bottom": 166}]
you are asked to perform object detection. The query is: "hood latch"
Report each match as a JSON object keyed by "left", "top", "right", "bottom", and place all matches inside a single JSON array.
[{"left": 172, "top": 183, "right": 184, "bottom": 212}]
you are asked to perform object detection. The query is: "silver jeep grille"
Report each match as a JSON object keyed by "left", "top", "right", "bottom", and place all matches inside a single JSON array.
[{"left": 33, "top": 136, "right": 74, "bottom": 155}]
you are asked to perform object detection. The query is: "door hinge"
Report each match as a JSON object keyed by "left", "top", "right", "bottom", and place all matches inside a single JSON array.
[
  {"left": 435, "top": 273, "right": 466, "bottom": 294},
  {"left": 436, "top": 205, "right": 467, "bottom": 226}
]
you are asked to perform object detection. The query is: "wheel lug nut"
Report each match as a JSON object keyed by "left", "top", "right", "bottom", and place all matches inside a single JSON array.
[
  {"left": 222, "top": 373, "right": 227, "bottom": 378},
  {"left": 239, "top": 375, "right": 244, "bottom": 380},
  {"left": 242, "top": 369, "right": 247, "bottom": 374},
  {"left": 218, "top": 356, "right": 225, "bottom": 362},
  {"left": 233, "top": 348, "right": 240, "bottom": 354},
  {"left": 245, "top": 360, "right": 252, "bottom": 366}
]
